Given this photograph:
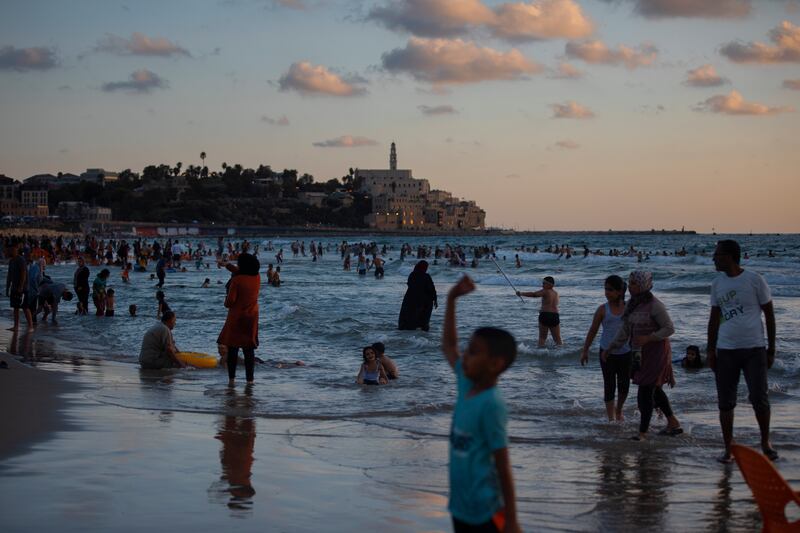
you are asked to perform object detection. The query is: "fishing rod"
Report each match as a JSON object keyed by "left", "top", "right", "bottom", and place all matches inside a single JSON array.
[{"left": 490, "top": 256, "right": 525, "bottom": 303}]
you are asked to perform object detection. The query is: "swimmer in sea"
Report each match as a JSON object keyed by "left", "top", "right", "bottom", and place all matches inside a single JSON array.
[
  {"left": 356, "top": 345, "right": 388, "bottom": 385},
  {"left": 372, "top": 342, "right": 398, "bottom": 380},
  {"left": 201, "top": 278, "right": 211, "bottom": 288},
  {"left": 517, "top": 276, "right": 563, "bottom": 348}
]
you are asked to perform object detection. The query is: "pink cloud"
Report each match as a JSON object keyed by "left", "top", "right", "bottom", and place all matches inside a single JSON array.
[
  {"left": 684, "top": 64, "right": 728, "bottom": 87},
  {"left": 720, "top": 21, "right": 800, "bottom": 64},
  {"left": 312, "top": 135, "right": 379, "bottom": 148},
  {"left": 784, "top": 79, "right": 800, "bottom": 90},
  {"left": 261, "top": 115, "right": 290, "bottom": 126},
  {"left": 550, "top": 101, "right": 594, "bottom": 119},
  {"left": 382, "top": 37, "right": 540, "bottom": 85},
  {"left": 488, "top": 0, "right": 594, "bottom": 42},
  {"left": 368, "top": 0, "right": 493, "bottom": 37},
  {"left": 0, "top": 45, "right": 58, "bottom": 71},
  {"left": 369, "top": 0, "right": 593, "bottom": 42},
  {"left": 278, "top": 62, "right": 366, "bottom": 96},
  {"left": 554, "top": 139, "right": 580, "bottom": 149},
  {"left": 418, "top": 104, "right": 458, "bottom": 115},
  {"left": 102, "top": 69, "right": 168, "bottom": 93},
  {"left": 95, "top": 32, "right": 190, "bottom": 57},
  {"left": 694, "top": 90, "right": 794, "bottom": 115},
  {"left": 565, "top": 40, "right": 658, "bottom": 69},
  {"left": 633, "top": 0, "right": 750, "bottom": 19},
  {"left": 549, "top": 62, "right": 583, "bottom": 79}
]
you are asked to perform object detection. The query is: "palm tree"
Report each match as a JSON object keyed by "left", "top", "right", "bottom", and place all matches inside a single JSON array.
[
  {"left": 200, "top": 152, "right": 206, "bottom": 176},
  {"left": 174, "top": 162, "right": 182, "bottom": 177}
]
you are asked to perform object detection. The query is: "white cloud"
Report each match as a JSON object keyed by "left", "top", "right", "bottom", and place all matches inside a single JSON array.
[
  {"left": 278, "top": 62, "right": 366, "bottom": 96},
  {"left": 694, "top": 90, "right": 794, "bottom": 115},
  {"left": 684, "top": 64, "right": 728, "bottom": 87},
  {"left": 94, "top": 32, "right": 190, "bottom": 57},
  {"left": 550, "top": 101, "right": 594, "bottom": 118},
  {"left": 0, "top": 46, "right": 58, "bottom": 71},
  {"left": 382, "top": 37, "right": 540, "bottom": 85},
  {"left": 102, "top": 69, "right": 168, "bottom": 93},
  {"left": 565, "top": 40, "right": 658, "bottom": 69},
  {"left": 720, "top": 21, "right": 800, "bottom": 64},
  {"left": 312, "top": 135, "right": 379, "bottom": 147}
]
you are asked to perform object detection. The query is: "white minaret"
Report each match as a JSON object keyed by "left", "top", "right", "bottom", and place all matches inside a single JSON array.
[{"left": 390, "top": 142, "right": 397, "bottom": 170}]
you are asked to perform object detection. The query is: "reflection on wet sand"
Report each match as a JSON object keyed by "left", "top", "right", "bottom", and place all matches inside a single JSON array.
[
  {"left": 706, "top": 465, "right": 761, "bottom": 532},
  {"left": 595, "top": 448, "right": 672, "bottom": 530},
  {"left": 211, "top": 386, "right": 257, "bottom": 515}
]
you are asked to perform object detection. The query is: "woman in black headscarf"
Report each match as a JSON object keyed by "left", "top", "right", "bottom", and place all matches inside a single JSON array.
[{"left": 398, "top": 260, "right": 437, "bottom": 331}]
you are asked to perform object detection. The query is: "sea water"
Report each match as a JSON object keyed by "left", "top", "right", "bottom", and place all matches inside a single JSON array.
[{"left": 4, "top": 232, "right": 800, "bottom": 531}]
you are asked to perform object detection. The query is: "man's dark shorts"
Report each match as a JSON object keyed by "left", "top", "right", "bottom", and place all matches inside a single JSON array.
[
  {"left": 714, "top": 347, "right": 770, "bottom": 413},
  {"left": 538, "top": 311, "right": 560, "bottom": 328},
  {"left": 9, "top": 290, "right": 27, "bottom": 309}
]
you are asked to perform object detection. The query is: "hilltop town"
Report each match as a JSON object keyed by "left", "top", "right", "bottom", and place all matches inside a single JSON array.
[{"left": 0, "top": 143, "right": 485, "bottom": 234}]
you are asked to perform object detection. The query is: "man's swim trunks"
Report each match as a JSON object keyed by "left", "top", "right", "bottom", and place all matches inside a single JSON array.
[{"left": 538, "top": 311, "right": 560, "bottom": 328}]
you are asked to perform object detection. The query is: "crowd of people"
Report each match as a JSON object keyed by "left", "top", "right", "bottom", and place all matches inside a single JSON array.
[{"left": 3, "top": 233, "right": 782, "bottom": 532}]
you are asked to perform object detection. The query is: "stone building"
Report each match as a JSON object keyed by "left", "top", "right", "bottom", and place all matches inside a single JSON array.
[{"left": 359, "top": 143, "right": 485, "bottom": 231}]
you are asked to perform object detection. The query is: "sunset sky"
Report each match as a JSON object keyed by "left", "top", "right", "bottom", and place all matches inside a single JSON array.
[{"left": 1, "top": 0, "right": 798, "bottom": 232}]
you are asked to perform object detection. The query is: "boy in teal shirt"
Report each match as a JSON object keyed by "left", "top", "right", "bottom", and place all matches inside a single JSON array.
[{"left": 443, "top": 275, "right": 520, "bottom": 533}]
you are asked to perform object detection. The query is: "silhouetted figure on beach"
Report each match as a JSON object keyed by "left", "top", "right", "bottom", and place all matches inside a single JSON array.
[{"left": 398, "top": 260, "right": 437, "bottom": 331}]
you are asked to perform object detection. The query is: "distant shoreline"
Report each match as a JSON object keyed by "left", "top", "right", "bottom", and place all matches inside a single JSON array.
[{"left": 3, "top": 222, "right": 797, "bottom": 238}]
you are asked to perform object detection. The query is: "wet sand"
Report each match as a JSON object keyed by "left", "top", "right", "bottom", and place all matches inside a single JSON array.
[
  {"left": 0, "top": 350, "right": 76, "bottom": 459},
  {"left": 1, "top": 315, "right": 799, "bottom": 531}
]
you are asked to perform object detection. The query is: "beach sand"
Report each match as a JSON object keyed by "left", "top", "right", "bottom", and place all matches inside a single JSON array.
[
  {"left": 0, "top": 319, "right": 797, "bottom": 532},
  {"left": 0, "top": 356, "right": 451, "bottom": 533},
  {"left": 0, "top": 350, "right": 76, "bottom": 459}
]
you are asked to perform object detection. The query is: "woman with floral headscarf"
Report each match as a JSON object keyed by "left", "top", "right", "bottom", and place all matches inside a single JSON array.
[{"left": 606, "top": 271, "right": 682, "bottom": 440}]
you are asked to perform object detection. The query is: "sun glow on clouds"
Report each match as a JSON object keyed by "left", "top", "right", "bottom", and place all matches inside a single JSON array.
[
  {"left": 721, "top": 21, "right": 800, "bottom": 64},
  {"left": 278, "top": 62, "right": 366, "bottom": 96},
  {"left": 369, "top": 0, "right": 593, "bottom": 42},
  {"left": 312, "top": 136, "right": 379, "bottom": 148},
  {"left": 0, "top": 46, "right": 58, "bottom": 71},
  {"left": 94, "top": 33, "right": 190, "bottom": 57},
  {"left": 684, "top": 65, "right": 728, "bottom": 87},
  {"left": 633, "top": 0, "right": 751, "bottom": 19},
  {"left": 694, "top": 90, "right": 794, "bottom": 115},
  {"left": 102, "top": 69, "right": 167, "bottom": 93},
  {"left": 565, "top": 40, "right": 658, "bottom": 69},
  {"left": 550, "top": 101, "right": 594, "bottom": 118},
  {"left": 382, "top": 37, "right": 540, "bottom": 85}
]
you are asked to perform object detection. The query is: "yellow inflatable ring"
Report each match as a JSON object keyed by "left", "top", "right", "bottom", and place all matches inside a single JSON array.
[{"left": 176, "top": 351, "right": 218, "bottom": 369}]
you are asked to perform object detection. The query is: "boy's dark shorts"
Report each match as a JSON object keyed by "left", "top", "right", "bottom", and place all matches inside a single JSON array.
[
  {"left": 452, "top": 510, "right": 504, "bottom": 533},
  {"left": 538, "top": 311, "right": 560, "bottom": 328},
  {"left": 714, "top": 347, "right": 770, "bottom": 413},
  {"left": 9, "top": 290, "right": 27, "bottom": 309}
]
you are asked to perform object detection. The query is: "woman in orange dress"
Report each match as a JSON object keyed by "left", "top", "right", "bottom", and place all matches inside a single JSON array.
[{"left": 218, "top": 253, "right": 261, "bottom": 385}]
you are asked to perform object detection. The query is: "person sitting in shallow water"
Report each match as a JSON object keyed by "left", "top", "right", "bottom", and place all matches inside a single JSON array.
[
  {"left": 356, "top": 345, "right": 387, "bottom": 385},
  {"left": 139, "top": 311, "right": 185, "bottom": 369},
  {"left": 201, "top": 278, "right": 211, "bottom": 288},
  {"left": 681, "top": 345, "right": 703, "bottom": 369}
]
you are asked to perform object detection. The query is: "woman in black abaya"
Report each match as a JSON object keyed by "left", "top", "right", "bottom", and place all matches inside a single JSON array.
[{"left": 398, "top": 260, "right": 437, "bottom": 331}]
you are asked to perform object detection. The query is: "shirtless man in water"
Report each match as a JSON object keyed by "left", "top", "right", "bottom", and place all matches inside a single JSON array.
[{"left": 518, "top": 276, "right": 563, "bottom": 347}]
